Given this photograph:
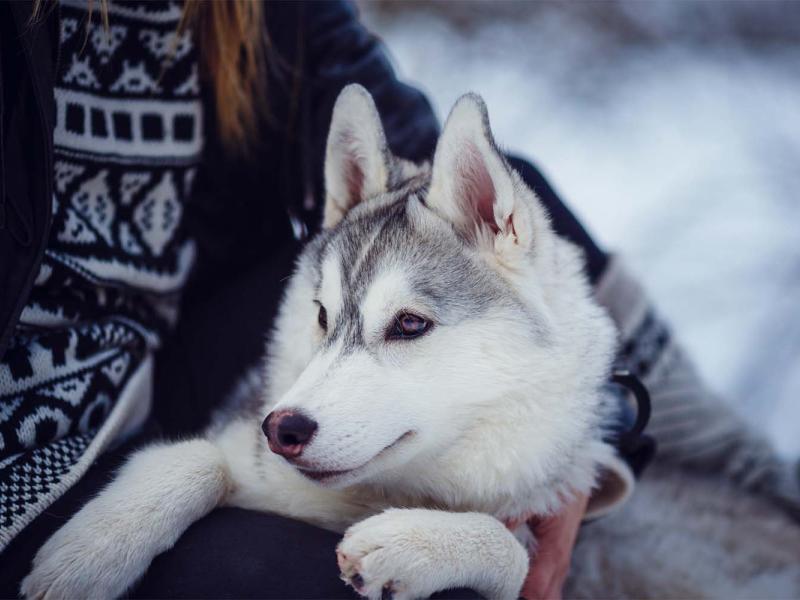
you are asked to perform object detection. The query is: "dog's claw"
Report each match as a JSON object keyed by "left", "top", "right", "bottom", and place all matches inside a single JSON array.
[
  {"left": 351, "top": 573, "right": 365, "bottom": 591},
  {"left": 381, "top": 582, "right": 395, "bottom": 600}
]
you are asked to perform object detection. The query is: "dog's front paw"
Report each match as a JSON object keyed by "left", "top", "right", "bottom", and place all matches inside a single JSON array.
[
  {"left": 337, "top": 511, "right": 428, "bottom": 600},
  {"left": 337, "top": 509, "right": 528, "bottom": 600},
  {"left": 21, "top": 512, "right": 139, "bottom": 599},
  {"left": 338, "top": 508, "right": 493, "bottom": 600}
]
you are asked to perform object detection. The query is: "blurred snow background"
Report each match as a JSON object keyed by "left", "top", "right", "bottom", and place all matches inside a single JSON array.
[{"left": 360, "top": 1, "right": 800, "bottom": 458}]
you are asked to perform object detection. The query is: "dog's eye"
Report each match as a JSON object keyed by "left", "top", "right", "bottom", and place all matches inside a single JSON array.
[
  {"left": 387, "top": 312, "right": 432, "bottom": 340},
  {"left": 317, "top": 304, "right": 328, "bottom": 332}
]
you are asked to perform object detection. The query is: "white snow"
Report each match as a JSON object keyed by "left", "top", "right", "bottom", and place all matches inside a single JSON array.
[{"left": 362, "top": 5, "right": 800, "bottom": 458}]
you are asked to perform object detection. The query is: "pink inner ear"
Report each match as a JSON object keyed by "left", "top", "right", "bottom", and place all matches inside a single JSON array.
[
  {"left": 345, "top": 155, "right": 365, "bottom": 207},
  {"left": 460, "top": 142, "right": 498, "bottom": 233},
  {"left": 339, "top": 130, "right": 366, "bottom": 209}
]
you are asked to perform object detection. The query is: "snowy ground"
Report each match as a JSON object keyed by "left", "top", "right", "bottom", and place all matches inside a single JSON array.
[{"left": 361, "top": 2, "right": 800, "bottom": 458}]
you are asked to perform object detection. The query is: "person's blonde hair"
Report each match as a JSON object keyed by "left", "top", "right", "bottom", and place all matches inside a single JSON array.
[{"left": 31, "top": 0, "right": 267, "bottom": 154}]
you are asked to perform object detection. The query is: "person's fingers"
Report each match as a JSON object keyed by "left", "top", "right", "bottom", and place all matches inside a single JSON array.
[
  {"left": 521, "top": 551, "right": 564, "bottom": 600},
  {"left": 521, "top": 492, "right": 589, "bottom": 599}
]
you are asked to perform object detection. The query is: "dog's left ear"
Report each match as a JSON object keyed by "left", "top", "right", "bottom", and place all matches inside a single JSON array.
[
  {"left": 427, "top": 94, "right": 537, "bottom": 255},
  {"left": 323, "top": 84, "right": 391, "bottom": 229}
]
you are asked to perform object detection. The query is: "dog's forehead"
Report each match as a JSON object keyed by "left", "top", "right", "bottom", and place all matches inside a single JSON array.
[{"left": 315, "top": 191, "right": 506, "bottom": 331}]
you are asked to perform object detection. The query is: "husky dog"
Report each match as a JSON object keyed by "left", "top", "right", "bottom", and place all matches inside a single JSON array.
[{"left": 22, "top": 85, "right": 622, "bottom": 600}]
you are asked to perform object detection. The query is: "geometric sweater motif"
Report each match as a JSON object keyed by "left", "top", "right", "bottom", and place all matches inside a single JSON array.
[{"left": 0, "top": 0, "right": 201, "bottom": 549}]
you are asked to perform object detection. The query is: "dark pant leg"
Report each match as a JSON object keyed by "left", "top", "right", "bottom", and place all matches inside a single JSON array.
[
  {"left": 129, "top": 508, "right": 355, "bottom": 599},
  {"left": 130, "top": 506, "right": 481, "bottom": 599}
]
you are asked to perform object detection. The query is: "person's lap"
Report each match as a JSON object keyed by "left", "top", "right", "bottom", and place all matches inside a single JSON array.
[
  {"left": 130, "top": 507, "right": 353, "bottom": 599},
  {"left": 132, "top": 509, "right": 480, "bottom": 599}
]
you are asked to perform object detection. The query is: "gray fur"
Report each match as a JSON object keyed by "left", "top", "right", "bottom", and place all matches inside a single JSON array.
[
  {"left": 566, "top": 464, "right": 800, "bottom": 599},
  {"left": 313, "top": 173, "right": 526, "bottom": 355}
]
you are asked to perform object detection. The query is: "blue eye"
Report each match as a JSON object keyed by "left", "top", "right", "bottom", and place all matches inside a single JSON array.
[{"left": 387, "top": 312, "right": 432, "bottom": 340}]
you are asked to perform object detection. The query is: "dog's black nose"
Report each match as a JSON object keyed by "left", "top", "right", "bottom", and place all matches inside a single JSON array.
[{"left": 262, "top": 410, "right": 318, "bottom": 458}]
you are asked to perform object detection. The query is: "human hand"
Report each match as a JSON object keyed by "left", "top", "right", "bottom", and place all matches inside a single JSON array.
[{"left": 520, "top": 491, "right": 589, "bottom": 600}]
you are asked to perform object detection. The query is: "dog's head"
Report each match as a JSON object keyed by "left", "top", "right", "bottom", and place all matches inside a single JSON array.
[{"left": 262, "top": 85, "right": 615, "bottom": 503}]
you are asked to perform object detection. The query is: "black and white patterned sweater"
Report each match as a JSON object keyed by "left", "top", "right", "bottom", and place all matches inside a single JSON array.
[{"left": 0, "top": 0, "right": 201, "bottom": 548}]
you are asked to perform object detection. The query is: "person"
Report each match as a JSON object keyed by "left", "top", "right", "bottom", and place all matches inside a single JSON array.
[{"left": 0, "top": 1, "right": 796, "bottom": 598}]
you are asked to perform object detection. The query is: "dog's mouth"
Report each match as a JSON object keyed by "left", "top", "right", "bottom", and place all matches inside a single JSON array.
[{"left": 296, "top": 431, "right": 414, "bottom": 484}]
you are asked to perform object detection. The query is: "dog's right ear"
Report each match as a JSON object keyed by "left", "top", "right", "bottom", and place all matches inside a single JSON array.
[
  {"left": 323, "top": 85, "right": 391, "bottom": 229},
  {"left": 427, "top": 94, "right": 542, "bottom": 261}
]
